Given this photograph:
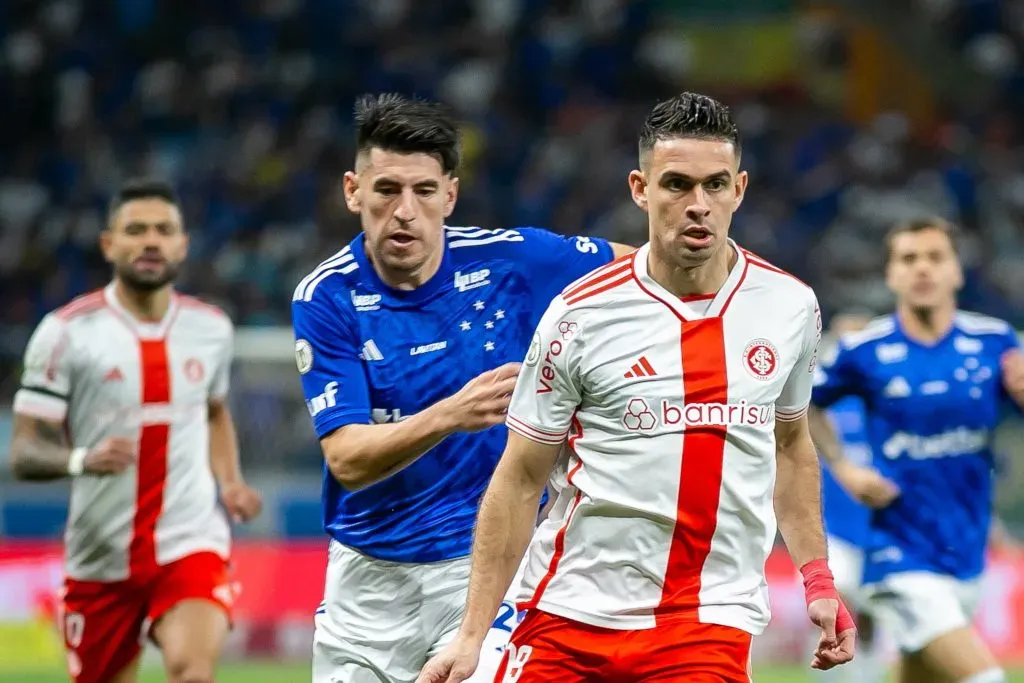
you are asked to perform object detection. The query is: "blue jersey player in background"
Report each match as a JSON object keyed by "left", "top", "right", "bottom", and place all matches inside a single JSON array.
[
  {"left": 291, "top": 93, "right": 633, "bottom": 683},
  {"left": 810, "top": 218, "right": 1024, "bottom": 683},
  {"left": 814, "top": 311, "right": 886, "bottom": 683}
]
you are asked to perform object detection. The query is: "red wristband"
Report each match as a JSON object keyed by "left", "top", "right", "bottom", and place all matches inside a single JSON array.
[{"left": 800, "top": 558, "right": 856, "bottom": 634}]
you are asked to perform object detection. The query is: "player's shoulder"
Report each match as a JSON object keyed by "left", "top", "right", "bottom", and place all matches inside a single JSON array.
[
  {"left": 740, "top": 247, "right": 813, "bottom": 297},
  {"left": 52, "top": 289, "right": 108, "bottom": 325},
  {"left": 556, "top": 251, "right": 635, "bottom": 311},
  {"left": 838, "top": 315, "right": 898, "bottom": 352},
  {"left": 953, "top": 310, "right": 1016, "bottom": 338},
  {"left": 292, "top": 242, "right": 361, "bottom": 306},
  {"left": 443, "top": 225, "right": 530, "bottom": 262},
  {"left": 176, "top": 294, "right": 233, "bottom": 335}
]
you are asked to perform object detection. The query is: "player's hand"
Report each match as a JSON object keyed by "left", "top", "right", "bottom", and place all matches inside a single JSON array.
[
  {"left": 807, "top": 597, "right": 856, "bottom": 670},
  {"left": 1001, "top": 349, "right": 1024, "bottom": 402},
  {"left": 82, "top": 437, "right": 136, "bottom": 475},
  {"left": 835, "top": 461, "right": 899, "bottom": 509},
  {"left": 220, "top": 481, "right": 263, "bottom": 523},
  {"left": 415, "top": 636, "right": 481, "bottom": 683},
  {"left": 444, "top": 362, "right": 522, "bottom": 432}
]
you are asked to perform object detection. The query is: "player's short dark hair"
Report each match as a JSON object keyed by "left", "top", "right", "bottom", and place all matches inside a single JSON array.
[
  {"left": 354, "top": 93, "right": 461, "bottom": 174},
  {"left": 108, "top": 178, "right": 180, "bottom": 220},
  {"left": 639, "top": 92, "right": 741, "bottom": 164},
  {"left": 884, "top": 217, "right": 960, "bottom": 264}
]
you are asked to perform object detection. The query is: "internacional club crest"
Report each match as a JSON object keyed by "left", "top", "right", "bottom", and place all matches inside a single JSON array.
[{"left": 743, "top": 339, "right": 779, "bottom": 381}]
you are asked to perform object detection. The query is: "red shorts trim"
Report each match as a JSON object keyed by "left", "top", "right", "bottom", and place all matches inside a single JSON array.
[
  {"left": 494, "top": 610, "right": 752, "bottom": 683},
  {"left": 60, "top": 552, "right": 234, "bottom": 683}
]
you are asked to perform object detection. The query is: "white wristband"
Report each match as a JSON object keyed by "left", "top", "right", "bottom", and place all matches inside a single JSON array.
[{"left": 67, "top": 447, "right": 87, "bottom": 477}]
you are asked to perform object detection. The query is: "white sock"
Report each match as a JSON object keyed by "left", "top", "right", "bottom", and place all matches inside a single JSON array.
[{"left": 960, "top": 668, "right": 1005, "bottom": 683}]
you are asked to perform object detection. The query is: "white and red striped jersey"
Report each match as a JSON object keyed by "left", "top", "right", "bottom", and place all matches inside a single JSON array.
[
  {"left": 13, "top": 283, "right": 234, "bottom": 582},
  {"left": 507, "top": 241, "right": 821, "bottom": 635}
]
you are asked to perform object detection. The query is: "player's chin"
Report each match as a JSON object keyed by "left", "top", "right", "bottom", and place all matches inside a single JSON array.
[{"left": 119, "top": 266, "right": 176, "bottom": 291}]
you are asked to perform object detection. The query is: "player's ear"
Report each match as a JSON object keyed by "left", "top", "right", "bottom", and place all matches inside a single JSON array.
[
  {"left": 443, "top": 176, "right": 459, "bottom": 218},
  {"left": 342, "top": 171, "right": 361, "bottom": 214},
  {"left": 628, "top": 170, "right": 648, "bottom": 213},
  {"left": 99, "top": 229, "right": 114, "bottom": 263},
  {"left": 733, "top": 170, "right": 748, "bottom": 211}
]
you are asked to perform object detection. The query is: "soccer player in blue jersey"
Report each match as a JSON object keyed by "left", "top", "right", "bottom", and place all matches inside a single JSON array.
[
  {"left": 815, "top": 312, "right": 887, "bottom": 683},
  {"left": 809, "top": 218, "right": 1024, "bottom": 683},
  {"left": 291, "top": 93, "right": 633, "bottom": 683}
]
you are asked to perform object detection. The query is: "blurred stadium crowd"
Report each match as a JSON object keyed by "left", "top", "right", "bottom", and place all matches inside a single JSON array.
[{"left": 1, "top": 0, "right": 1024, "bottom": 452}]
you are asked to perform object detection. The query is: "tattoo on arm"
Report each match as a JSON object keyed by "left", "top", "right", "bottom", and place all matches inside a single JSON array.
[
  {"left": 10, "top": 416, "right": 71, "bottom": 481},
  {"left": 807, "top": 407, "right": 845, "bottom": 468}
]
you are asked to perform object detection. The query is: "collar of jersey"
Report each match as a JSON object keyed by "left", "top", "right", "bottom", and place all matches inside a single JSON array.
[{"left": 349, "top": 232, "right": 455, "bottom": 305}]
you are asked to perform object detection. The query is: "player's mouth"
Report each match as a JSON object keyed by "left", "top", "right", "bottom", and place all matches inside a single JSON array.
[
  {"left": 385, "top": 233, "right": 417, "bottom": 250},
  {"left": 680, "top": 225, "right": 714, "bottom": 249},
  {"left": 133, "top": 254, "right": 166, "bottom": 272}
]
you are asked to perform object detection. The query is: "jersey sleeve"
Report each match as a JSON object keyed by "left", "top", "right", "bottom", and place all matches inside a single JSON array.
[
  {"left": 775, "top": 292, "right": 822, "bottom": 422},
  {"left": 515, "top": 228, "right": 615, "bottom": 309},
  {"left": 505, "top": 299, "right": 584, "bottom": 445},
  {"left": 291, "top": 289, "right": 370, "bottom": 439},
  {"left": 12, "top": 314, "right": 73, "bottom": 422},
  {"left": 210, "top": 318, "right": 235, "bottom": 401},
  {"left": 810, "top": 334, "right": 866, "bottom": 409}
]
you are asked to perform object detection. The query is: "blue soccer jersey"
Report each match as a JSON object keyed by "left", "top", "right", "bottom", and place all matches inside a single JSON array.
[
  {"left": 820, "top": 395, "right": 872, "bottom": 548},
  {"left": 291, "top": 226, "right": 615, "bottom": 563},
  {"left": 812, "top": 312, "right": 1020, "bottom": 582}
]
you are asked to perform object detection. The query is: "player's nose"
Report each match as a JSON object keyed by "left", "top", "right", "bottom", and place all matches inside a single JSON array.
[{"left": 394, "top": 189, "right": 417, "bottom": 222}]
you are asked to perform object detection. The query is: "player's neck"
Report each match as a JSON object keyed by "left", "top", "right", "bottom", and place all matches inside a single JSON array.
[
  {"left": 648, "top": 242, "right": 737, "bottom": 299},
  {"left": 367, "top": 246, "right": 444, "bottom": 291},
  {"left": 112, "top": 279, "right": 173, "bottom": 322},
  {"left": 896, "top": 303, "right": 955, "bottom": 343}
]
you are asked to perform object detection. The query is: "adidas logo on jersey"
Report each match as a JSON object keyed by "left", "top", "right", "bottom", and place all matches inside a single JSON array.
[
  {"left": 359, "top": 340, "right": 384, "bottom": 361},
  {"left": 623, "top": 356, "right": 656, "bottom": 379},
  {"left": 454, "top": 269, "right": 490, "bottom": 292},
  {"left": 351, "top": 290, "right": 382, "bottom": 312}
]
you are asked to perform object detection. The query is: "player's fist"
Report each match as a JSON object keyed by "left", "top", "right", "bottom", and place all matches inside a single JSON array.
[
  {"left": 444, "top": 362, "right": 522, "bottom": 432},
  {"left": 834, "top": 461, "right": 899, "bottom": 509},
  {"left": 807, "top": 598, "right": 856, "bottom": 670},
  {"left": 416, "top": 637, "right": 481, "bottom": 683},
  {"left": 83, "top": 437, "right": 136, "bottom": 475},
  {"left": 220, "top": 481, "right": 263, "bottom": 523},
  {"left": 1001, "top": 349, "right": 1024, "bottom": 401}
]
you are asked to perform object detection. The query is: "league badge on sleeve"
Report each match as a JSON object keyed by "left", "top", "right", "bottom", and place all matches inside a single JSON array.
[
  {"left": 295, "top": 339, "right": 314, "bottom": 374},
  {"left": 525, "top": 332, "right": 541, "bottom": 366}
]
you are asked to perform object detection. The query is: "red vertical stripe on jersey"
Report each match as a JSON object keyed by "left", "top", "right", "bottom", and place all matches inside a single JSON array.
[
  {"left": 657, "top": 317, "right": 729, "bottom": 618},
  {"left": 128, "top": 339, "right": 171, "bottom": 577}
]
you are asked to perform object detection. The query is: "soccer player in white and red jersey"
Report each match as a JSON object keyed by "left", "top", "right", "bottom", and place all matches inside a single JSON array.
[
  {"left": 8, "top": 179, "right": 263, "bottom": 683},
  {"left": 418, "top": 92, "right": 856, "bottom": 683}
]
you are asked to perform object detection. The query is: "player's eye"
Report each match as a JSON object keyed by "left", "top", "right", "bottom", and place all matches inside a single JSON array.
[
  {"left": 705, "top": 178, "right": 728, "bottom": 191},
  {"left": 415, "top": 187, "right": 437, "bottom": 197},
  {"left": 664, "top": 178, "right": 688, "bottom": 192}
]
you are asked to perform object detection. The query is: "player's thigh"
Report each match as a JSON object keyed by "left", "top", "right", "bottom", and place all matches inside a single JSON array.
[
  {"left": 430, "top": 558, "right": 527, "bottom": 683},
  {"left": 917, "top": 626, "right": 1001, "bottom": 682},
  {"left": 149, "top": 552, "right": 233, "bottom": 680},
  {"left": 313, "top": 541, "right": 425, "bottom": 683},
  {"left": 492, "top": 610, "right": 609, "bottom": 683},
  {"left": 61, "top": 579, "right": 148, "bottom": 683},
  {"left": 866, "top": 571, "right": 977, "bottom": 655},
  {"left": 635, "top": 621, "right": 753, "bottom": 683}
]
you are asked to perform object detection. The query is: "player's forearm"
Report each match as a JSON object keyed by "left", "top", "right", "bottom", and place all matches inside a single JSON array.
[
  {"left": 208, "top": 401, "right": 243, "bottom": 485},
  {"left": 807, "top": 406, "right": 847, "bottom": 469},
  {"left": 775, "top": 438, "right": 828, "bottom": 567},
  {"left": 10, "top": 418, "right": 72, "bottom": 481},
  {"left": 458, "top": 465, "right": 544, "bottom": 644},
  {"left": 322, "top": 402, "right": 459, "bottom": 490}
]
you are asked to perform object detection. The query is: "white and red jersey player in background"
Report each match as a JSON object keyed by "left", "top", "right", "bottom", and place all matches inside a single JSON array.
[
  {"left": 9, "top": 178, "right": 262, "bottom": 683},
  {"left": 419, "top": 92, "right": 855, "bottom": 683}
]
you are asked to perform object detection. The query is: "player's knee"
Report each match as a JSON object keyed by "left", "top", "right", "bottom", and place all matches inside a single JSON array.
[
  {"left": 164, "top": 656, "right": 215, "bottom": 683},
  {"left": 959, "top": 667, "right": 1006, "bottom": 683}
]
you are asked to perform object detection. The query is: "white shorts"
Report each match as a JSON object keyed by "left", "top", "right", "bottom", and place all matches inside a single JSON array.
[
  {"left": 864, "top": 570, "right": 982, "bottom": 654},
  {"left": 312, "top": 540, "right": 523, "bottom": 683},
  {"left": 826, "top": 535, "right": 866, "bottom": 610}
]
